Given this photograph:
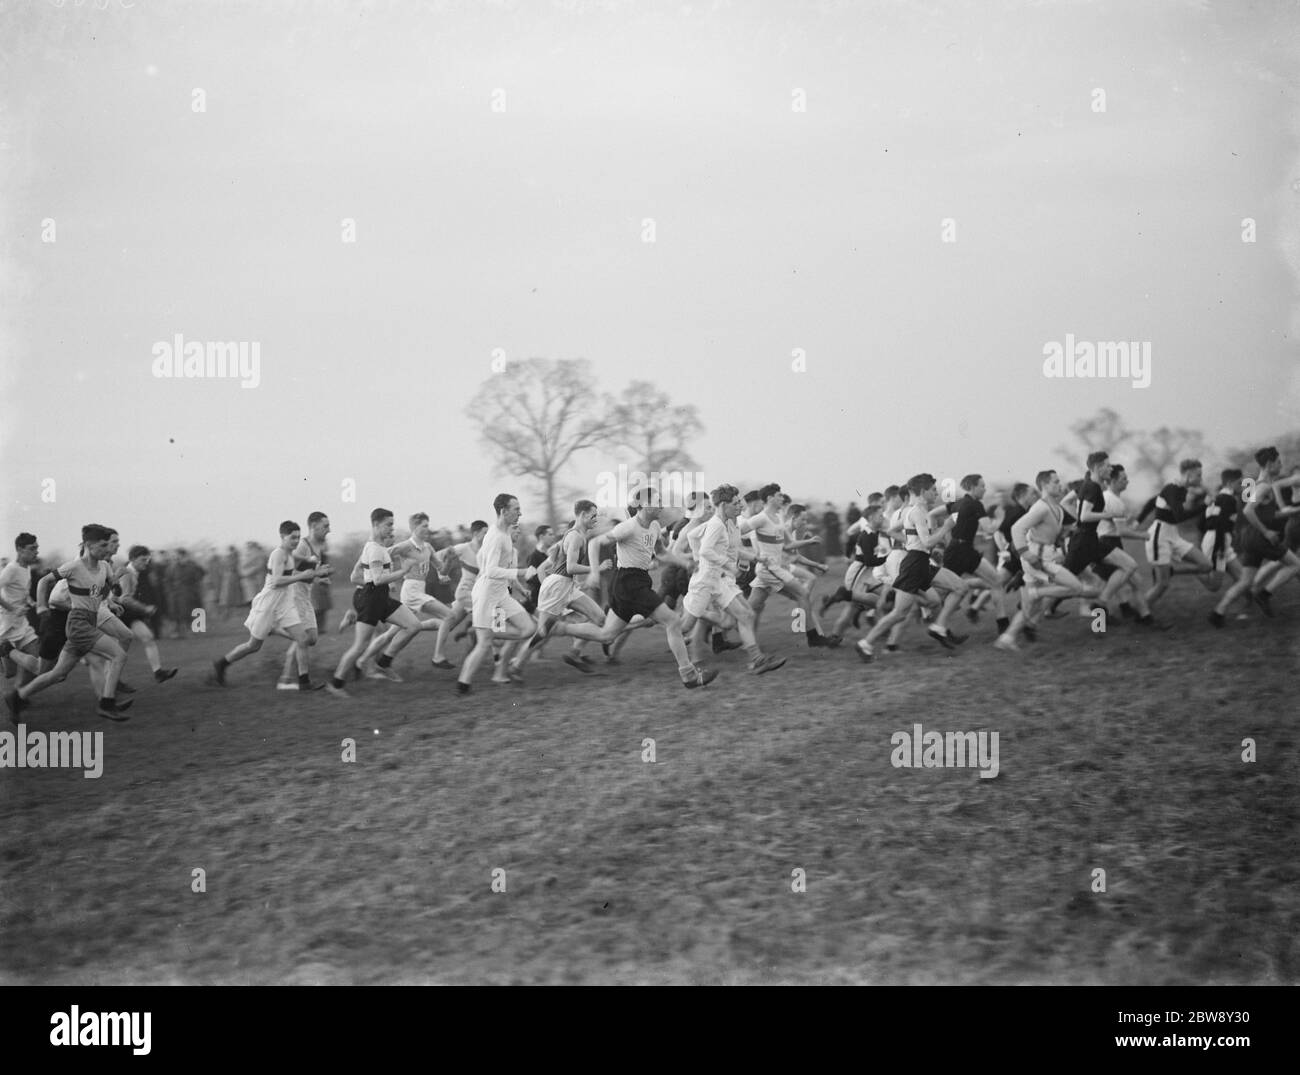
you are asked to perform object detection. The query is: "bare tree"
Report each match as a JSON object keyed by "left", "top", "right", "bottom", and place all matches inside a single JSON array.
[
  {"left": 1225, "top": 430, "right": 1300, "bottom": 473},
  {"left": 611, "top": 380, "right": 705, "bottom": 475},
  {"left": 1054, "top": 408, "right": 1135, "bottom": 477},
  {"left": 466, "top": 358, "right": 617, "bottom": 527},
  {"left": 1128, "top": 426, "right": 1212, "bottom": 487}
]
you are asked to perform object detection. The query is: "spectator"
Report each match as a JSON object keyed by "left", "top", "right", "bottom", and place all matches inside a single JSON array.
[
  {"left": 203, "top": 550, "right": 222, "bottom": 611},
  {"left": 821, "top": 504, "right": 841, "bottom": 564},
  {"left": 167, "top": 548, "right": 205, "bottom": 639},
  {"left": 220, "top": 545, "right": 242, "bottom": 617},
  {"left": 147, "top": 551, "right": 171, "bottom": 639},
  {"left": 239, "top": 542, "right": 263, "bottom": 607},
  {"left": 844, "top": 501, "right": 862, "bottom": 556}
]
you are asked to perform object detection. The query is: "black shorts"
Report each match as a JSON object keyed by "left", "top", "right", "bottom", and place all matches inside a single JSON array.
[
  {"left": 893, "top": 550, "right": 938, "bottom": 595},
  {"left": 355, "top": 583, "right": 402, "bottom": 627},
  {"left": 610, "top": 568, "right": 663, "bottom": 623},
  {"left": 735, "top": 563, "right": 756, "bottom": 599},
  {"left": 1092, "top": 536, "right": 1124, "bottom": 580},
  {"left": 39, "top": 609, "right": 69, "bottom": 661},
  {"left": 942, "top": 540, "right": 983, "bottom": 577},
  {"left": 659, "top": 562, "right": 691, "bottom": 599},
  {"left": 1285, "top": 515, "right": 1300, "bottom": 552},
  {"left": 1239, "top": 529, "right": 1285, "bottom": 569},
  {"left": 1064, "top": 529, "right": 1103, "bottom": 575}
]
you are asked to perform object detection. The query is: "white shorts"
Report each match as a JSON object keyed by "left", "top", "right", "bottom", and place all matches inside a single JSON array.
[
  {"left": 1200, "top": 531, "right": 1236, "bottom": 569},
  {"left": 682, "top": 585, "right": 729, "bottom": 622},
  {"left": 292, "top": 586, "right": 317, "bottom": 630},
  {"left": 401, "top": 580, "right": 439, "bottom": 613},
  {"left": 454, "top": 579, "right": 475, "bottom": 609},
  {"left": 1022, "top": 546, "right": 1075, "bottom": 589},
  {"left": 471, "top": 590, "right": 525, "bottom": 631},
  {"left": 0, "top": 613, "right": 37, "bottom": 649},
  {"left": 882, "top": 549, "right": 906, "bottom": 585},
  {"left": 245, "top": 587, "right": 302, "bottom": 640},
  {"left": 1146, "top": 522, "right": 1195, "bottom": 567},
  {"left": 844, "top": 561, "right": 883, "bottom": 600},
  {"left": 751, "top": 562, "right": 798, "bottom": 592},
  {"left": 536, "top": 575, "right": 579, "bottom": 616},
  {"left": 683, "top": 572, "right": 741, "bottom": 619}
]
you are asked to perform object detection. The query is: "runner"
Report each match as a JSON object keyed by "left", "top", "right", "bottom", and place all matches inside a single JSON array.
[
  {"left": 211, "top": 521, "right": 332, "bottom": 690},
  {"left": 6, "top": 525, "right": 135, "bottom": 722},
  {"left": 456, "top": 494, "right": 536, "bottom": 694},
  {"left": 993, "top": 471, "right": 1094, "bottom": 652},
  {"left": 325, "top": 509, "right": 427, "bottom": 696},
  {"left": 1209, "top": 447, "right": 1300, "bottom": 626}
]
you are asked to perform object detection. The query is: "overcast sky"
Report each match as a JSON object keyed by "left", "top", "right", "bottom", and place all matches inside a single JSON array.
[{"left": 3, "top": 0, "right": 1298, "bottom": 551}]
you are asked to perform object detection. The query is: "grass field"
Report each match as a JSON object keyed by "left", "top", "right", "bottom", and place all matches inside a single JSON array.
[{"left": 1, "top": 572, "right": 1297, "bottom": 985}]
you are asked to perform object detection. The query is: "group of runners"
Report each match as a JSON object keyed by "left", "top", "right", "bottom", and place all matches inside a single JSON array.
[{"left": 3, "top": 445, "right": 1297, "bottom": 719}]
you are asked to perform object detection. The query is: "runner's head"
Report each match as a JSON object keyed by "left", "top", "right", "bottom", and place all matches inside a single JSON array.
[
  {"left": 470, "top": 520, "right": 489, "bottom": 546},
  {"left": 1085, "top": 451, "right": 1111, "bottom": 481},
  {"left": 742, "top": 490, "right": 761, "bottom": 516},
  {"left": 710, "top": 483, "right": 742, "bottom": 519},
  {"left": 81, "top": 524, "right": 112, "bottom": 559},
  {"left": 759, "top": 482, "right": 782, "bottom": 511},
  {"left": 906, "top": 473, "right": 937, "bottom": 504},
  {"left": 410, "top": 512, "right": 431, "bottom": 542},
  {"left": 1254, "top": 446, "right": 1280, "bottom": 477},
  {"left": 493, "top": 494, "right": 521, "bottom": 524},
  {"left": 1035, "top": 470, "right": 1061, "bottom": 498},
  {"left": 534, "top": 524, "right": 554, "bottom": 550},
  {"left": 280, "top": 521, "right": 302, "bottom": 549},
  {"left": 573, "top": 500, "right": 597, "bottom": 528},
  {"left": 960, "top": 474, "right": 986, "bottom": 500},
  {"left": 633, "top": 486, "right": 662, "bottom": 520},
  {"left": 1219, "top": 467, "right": 1242, "bottom": 493},
  {"left": 1109, "top": 464, "right": 1129, "bottom": 493},
  {"left": 307, "top": 511, "right": 330, "bottom": 539},
  {"left": 14, "top": 532, "right": 38, "bottom": 566},
  {"left": 129, "top": 545, "right": 151, "bottom": 570},
  {"left": 370, "top": 508, "right": 395, "bottom": 541}
]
